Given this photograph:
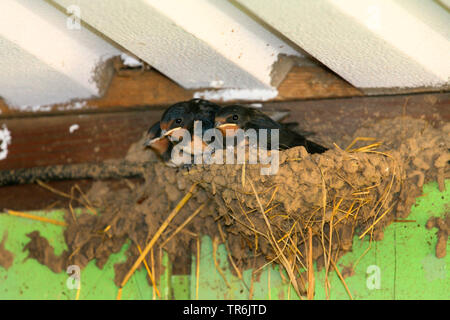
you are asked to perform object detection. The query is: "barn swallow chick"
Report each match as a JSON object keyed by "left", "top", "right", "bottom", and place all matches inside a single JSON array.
[
  {"left": 143, "top": 121, "right": 176, "bottom": 167},
  {"left": 160, "top": 99, "right": 221, "bottom": 138},
  {"left": 160, "top": 99, "right": 222, "bottom": 157},
  {"left": 215, "top": 105, "right": 328, "bottom": 154}
]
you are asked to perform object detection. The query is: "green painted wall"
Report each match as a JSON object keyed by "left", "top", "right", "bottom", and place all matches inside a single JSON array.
[{"left": 0, "top": 181, "right": 448, "bottom": 300}]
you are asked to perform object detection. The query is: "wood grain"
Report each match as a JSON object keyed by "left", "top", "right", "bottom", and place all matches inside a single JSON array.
[
  {"left": 266, "top": 92, "right": 450, "bottom": 148},
  {"left": 0, "top": 66, "right": 362, "bottom": 116},
  {"left": 0, "top": 179, "right": 141, "bottom": 211},
  {"left": 0, "top": 110, "right": 163, "bottom": 170},
  {"left": 275, "top": 66, "right": 362, "bottom": 100}
]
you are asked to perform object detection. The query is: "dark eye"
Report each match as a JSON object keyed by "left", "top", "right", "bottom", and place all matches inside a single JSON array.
[
  {"left": 175, "top": 118, "right": 182, "bottom": 124},
  {"left": 232, "top": 114, "right": 239, "bottom": 121}
]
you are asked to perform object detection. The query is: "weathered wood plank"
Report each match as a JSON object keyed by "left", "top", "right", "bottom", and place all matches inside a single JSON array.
[
  {"left": 275, "top": 65, "right": 362, "bottom": 100},
  {"left": 267, "top": 92, "right": 449, "bottom": 148},
  {"left": 0, "top": 111, "right": 163, "bottom": 170},
  {"left": 0, "top": 179, "right": 140, "bottom": 211},
  {"left": 0, "top": 65, "right": 362, "bottom": 116}
]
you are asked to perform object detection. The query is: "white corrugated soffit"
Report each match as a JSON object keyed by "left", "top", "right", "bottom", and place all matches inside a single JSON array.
[
  {"left": 52, "top": 0, "right": 306, "bottom": 97},
  {"left": 235, "top": 0, "right": 450, "bottom": 90},
  {"left": 0, "top": 0, "right": 121, "bottom": 109}
]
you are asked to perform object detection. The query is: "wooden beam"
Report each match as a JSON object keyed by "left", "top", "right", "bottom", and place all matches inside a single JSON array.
[
  {"left": 267, "top": 92, "right": 449, "bottom": 149},
  {"left": 0, "top": 110, "right": 162, "bottom": 170},
  {"left": 0, "top": 65, "right": 362, "bottom": 116},
  {"left": 3, "top": 61, "right": 448, "bottom": 117},
  {"left": 0, "top": 179, "right": 141, "bottom": 211},
  {"left": 275, "top": 65, "right": 362, "bottom": 100},
  {"left": 1, "top": 92, "right": 448, "bottom": 172}
]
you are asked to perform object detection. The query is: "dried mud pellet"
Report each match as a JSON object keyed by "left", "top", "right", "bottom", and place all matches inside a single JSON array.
[{"left": 343, "top": 159, "right": 359, "bottom": 173}]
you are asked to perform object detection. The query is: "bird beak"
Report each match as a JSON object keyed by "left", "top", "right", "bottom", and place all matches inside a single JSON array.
[
  {"left": 162, "top": 127, "right": 188, "bottom": 143},
  {"left": 162, "top": 127, "right": 182, "bottom": 137},
  {"left": 215, "top": 123, "right": 239, "bottom": 136}
]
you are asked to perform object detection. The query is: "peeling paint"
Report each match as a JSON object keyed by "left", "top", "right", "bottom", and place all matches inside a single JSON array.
[
  {"left": 57, "top": 101, "right": 87, "bottom": 111},
  {"left": 120, "top": 53, "right": 143, "bottom": 68},
  {"left": 10, "top": 104, "right": 52, "bottom": 112},
  {"left": 209, "top": 80, "right": 225, "bottom": 88},
  {"left": 193, "top": 88, "right": 278, "bottom": 102},
  {"left": 0, "top": 124, "right": 12, "bottom": 160},
  {"left": 69, "top": 124, "right": 80, "bottom": 133},
  {"left": 8, "top": 100, "right": 89, "bottom": 113}
]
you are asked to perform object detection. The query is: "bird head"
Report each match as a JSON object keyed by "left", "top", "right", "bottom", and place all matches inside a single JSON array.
[
  {"left": 159, "top": 101, "right": 195, "bottom": 139},
  {"left": 143, "top": 121, "right": 172, "bottom": 156},
  {"left": 214, "top": 105, "right": 251, "bottom": 136},
  {"left": 143, "top": 121, "right": 162, "bottom": 147}
]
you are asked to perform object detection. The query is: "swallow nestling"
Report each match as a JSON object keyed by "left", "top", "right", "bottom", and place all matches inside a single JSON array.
[
  {"left": 160, "top": 99, "right": 221, "bottom": 136},
  {"left": 214, "top": 105, "right": 328, "bottom": 154},
  {"left": 159, "top": 99, "right": 222, "bottom": 156},
  {"left": 143, "top": 121, "right": 176, "bottom": 166}
]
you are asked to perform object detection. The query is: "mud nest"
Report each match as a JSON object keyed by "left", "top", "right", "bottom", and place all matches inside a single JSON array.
[{"left": 24, "top": 117, "right": 449, "bottom": 298}]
